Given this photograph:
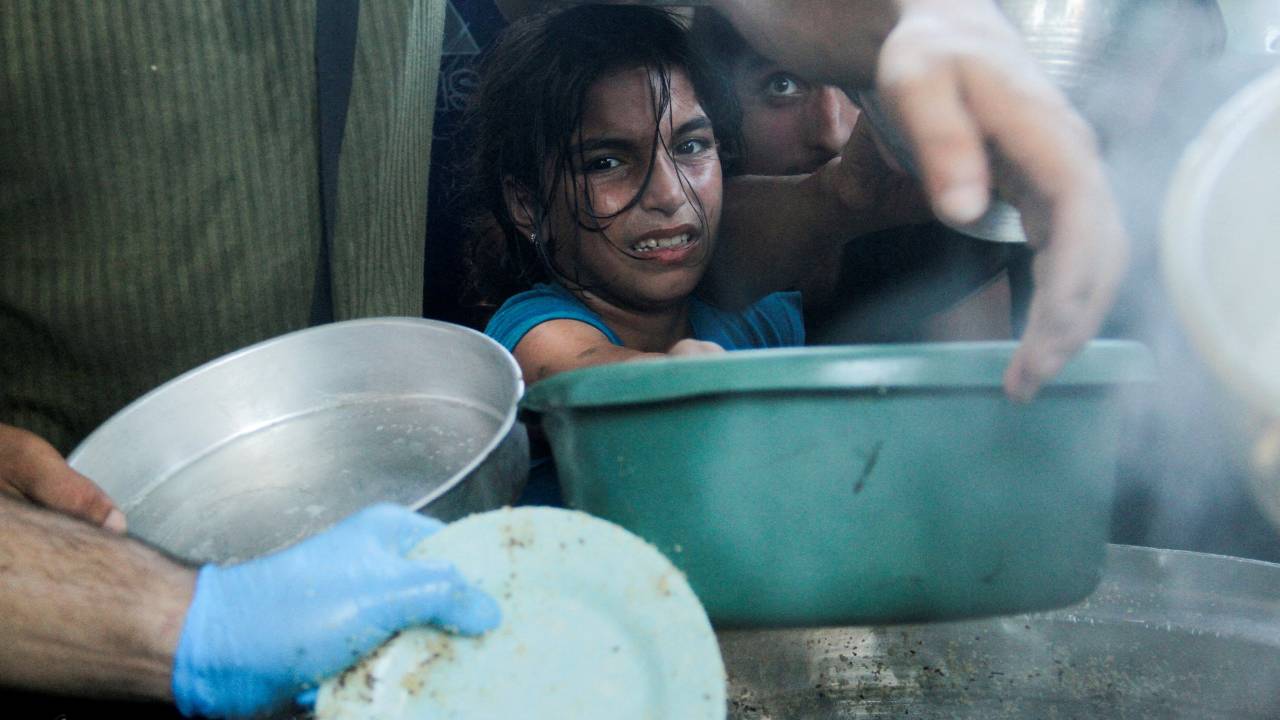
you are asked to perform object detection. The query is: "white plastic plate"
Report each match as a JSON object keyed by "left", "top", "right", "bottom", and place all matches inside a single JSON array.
[
  {"left": 1161, "top": 64, "right": 1280, "bottom": 530},
  {"left": 1162, "top": 63, "right": 1280, "bottom": 418},
  {"left": 315, "top": 507, "right": 726, "bottom": 719}
]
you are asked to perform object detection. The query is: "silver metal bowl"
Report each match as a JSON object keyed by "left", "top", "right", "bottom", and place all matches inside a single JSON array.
[{"left": 68, "top": 318, "right": 529, "bottom": 565}]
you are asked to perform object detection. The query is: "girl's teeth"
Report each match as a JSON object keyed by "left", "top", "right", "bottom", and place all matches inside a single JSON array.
[{"left": 633, "top": 234, "right": 690, "bottom": 252}]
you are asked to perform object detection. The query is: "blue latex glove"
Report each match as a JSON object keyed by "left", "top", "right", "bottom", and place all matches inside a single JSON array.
[{"left": 172, "top": 503, "right": 501, "bottom": 718}]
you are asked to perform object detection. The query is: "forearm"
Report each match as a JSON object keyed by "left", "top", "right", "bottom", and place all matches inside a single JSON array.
[
  {"left": 707, "top": 173, "right": 847, "bottom": 309},
  {"left": 0, "top": 495, "right": 194, "bottom": 700},
  {"left": 520, "top": 344, "right": 658, "bottom": 384},
  {"left": 711, "top": 158, "right": 918, "bottom": 309},
  {"left": 513, "top": 322, "right": 723, "bottom": 385},
  {"left": 707, "top": 0, "right": 899, "bottom": 89}
]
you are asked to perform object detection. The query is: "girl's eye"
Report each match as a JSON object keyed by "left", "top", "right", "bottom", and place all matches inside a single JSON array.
[
  {"left": 584, "top": 156, "right": 622, "bottom": 172},
  {"left": 763, "top": 72, "right": 807, "bottom": 99},
  {"left": 675, "top": 137, "right": 713, "bottom": 156}
]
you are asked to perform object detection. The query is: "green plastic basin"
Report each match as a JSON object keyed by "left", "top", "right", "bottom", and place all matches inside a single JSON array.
[{"left": 520, "top": 341, "right": 1153, "bottom": 628}]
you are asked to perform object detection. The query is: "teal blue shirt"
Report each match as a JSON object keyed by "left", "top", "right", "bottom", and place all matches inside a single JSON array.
[
  {"left": 485, "top": 283, "right": 804, "bottom": 353},
  {"left": 485, "top": 283, "right": 804, "bottom": 506}
]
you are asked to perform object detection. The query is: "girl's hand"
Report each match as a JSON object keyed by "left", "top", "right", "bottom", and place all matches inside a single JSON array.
[{"left": 667, "top": 339, "right": 726, "bottom": 357}]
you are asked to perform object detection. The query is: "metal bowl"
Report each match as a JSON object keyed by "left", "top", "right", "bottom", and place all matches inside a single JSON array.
[
  {"left": 720, "top": 544, "right": 1280, "bottom": 718},
  {"left": 856, "top": 0, "right": 1223, "bottom": 243},
  {"left": 68, "top": 318, "right": 529, "bottom": 565}
]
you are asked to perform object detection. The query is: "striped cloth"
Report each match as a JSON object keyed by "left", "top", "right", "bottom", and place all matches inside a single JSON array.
[{"left": 1, "top": 1, "right": 446, "bottom": 452}]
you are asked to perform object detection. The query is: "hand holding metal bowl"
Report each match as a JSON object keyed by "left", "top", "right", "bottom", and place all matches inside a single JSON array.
[
  {"left": 854, "top": 0, "right": 1138, "bottom": 401},
  {"left": 713, "top": 0, "right": 1131, "bottom": 399},
  {"left": 67, "top": 319, "right": 529, "bottom": 566},
  {"left": 856, "top": 0, "right": 1158, "bottom": 245}
]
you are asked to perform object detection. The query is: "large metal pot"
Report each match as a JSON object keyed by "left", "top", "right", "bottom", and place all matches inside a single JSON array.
[
  {"left": 719, "top": 543, "right": 1280, "bottom": 718},
  {"left": 68, "top": 318, "right": 528, "bottom": 565}
]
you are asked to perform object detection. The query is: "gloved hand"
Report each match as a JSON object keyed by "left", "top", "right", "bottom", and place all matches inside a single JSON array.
[{"left": 172, "top": 503, "right": 500, "bottom": 718}]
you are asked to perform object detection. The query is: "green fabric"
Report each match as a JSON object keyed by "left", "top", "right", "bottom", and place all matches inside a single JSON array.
[{"left": 1, "top": 1, "right": 446, "bottom": 453}]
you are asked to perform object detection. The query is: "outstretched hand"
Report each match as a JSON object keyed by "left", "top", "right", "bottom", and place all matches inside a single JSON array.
[
  {"left": 873, "top": 1, "right": 1128, "bottom": 400},
  {"left": 172, "top": 504, "right": 501, "bottom": 718},
  {"left": 713, "top": 0, "right": 1129, "bottom": 400}
]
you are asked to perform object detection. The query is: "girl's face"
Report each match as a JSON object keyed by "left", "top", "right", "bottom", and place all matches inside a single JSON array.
[{"left": 544, "top": 66, "right": 722, "bottom": 313}]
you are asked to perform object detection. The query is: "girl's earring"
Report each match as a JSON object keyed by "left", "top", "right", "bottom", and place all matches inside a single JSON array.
[{"left": 529, "top": 231, "right": 538, "bottom": 245}]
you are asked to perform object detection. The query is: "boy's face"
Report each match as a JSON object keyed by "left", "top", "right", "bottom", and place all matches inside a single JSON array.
[
  {"left": 732, "top": 56, "right": 859, "bottom": 176},
  {"left": 545, "top": 66, "right": 722, "bottom": 313}
]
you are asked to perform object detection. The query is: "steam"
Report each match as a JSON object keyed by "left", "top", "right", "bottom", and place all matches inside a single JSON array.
[{"left": 1077, "top": 3, "right": 1280, "bottom": 560}]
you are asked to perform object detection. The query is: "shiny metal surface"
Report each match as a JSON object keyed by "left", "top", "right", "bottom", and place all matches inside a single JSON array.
[
  {"left": 719, "top": 544, "right": 1280, "bottom": 718},
  {"left": 858, "top": 0, "right": 1217, "bottom": 243},
  {"left": 1218, "top": 0, "right": 1280, "bottom": 55},
  {"left": 68, "top": 318, "right": 528, "bottom": 564}
]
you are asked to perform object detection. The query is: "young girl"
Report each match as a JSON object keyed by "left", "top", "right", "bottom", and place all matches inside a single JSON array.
[
  {"left": 465, "top": 5, "right": 806, "bottom": 387},
  {"left": 463, "top": 5, "right": 918, "bottom": 504}
]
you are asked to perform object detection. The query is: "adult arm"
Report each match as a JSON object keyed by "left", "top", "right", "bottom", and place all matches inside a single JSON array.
[
  {"left": 0, "top": 494, "right": 189, "bottom": 700},
  {"left": 709, "top": 114, "right": 929, "bottom": 309},
  {"left": 0, "top": 497, "right": 500, "bottom": 718},
  {"left": 710, "top": 0, "right": 1129, "bottom": 400},
  {"left": 0, "top": 423, "right": 126, "bottom": 531},
  {"left": 513, "top": 320, "right": 722, "bottom": 385}
]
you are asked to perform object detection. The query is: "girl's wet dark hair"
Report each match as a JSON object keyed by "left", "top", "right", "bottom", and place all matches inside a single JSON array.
[{"left": 462, "top": 4, "right": 742, "bottom": 311}]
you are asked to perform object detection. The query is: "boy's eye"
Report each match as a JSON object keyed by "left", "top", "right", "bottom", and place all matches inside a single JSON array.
[
  {"left": 584, "top": 156, "right": 622, "bottom": 172},
  {"left": 762, "top": 72, "right": 808, "bottom": 99}
]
